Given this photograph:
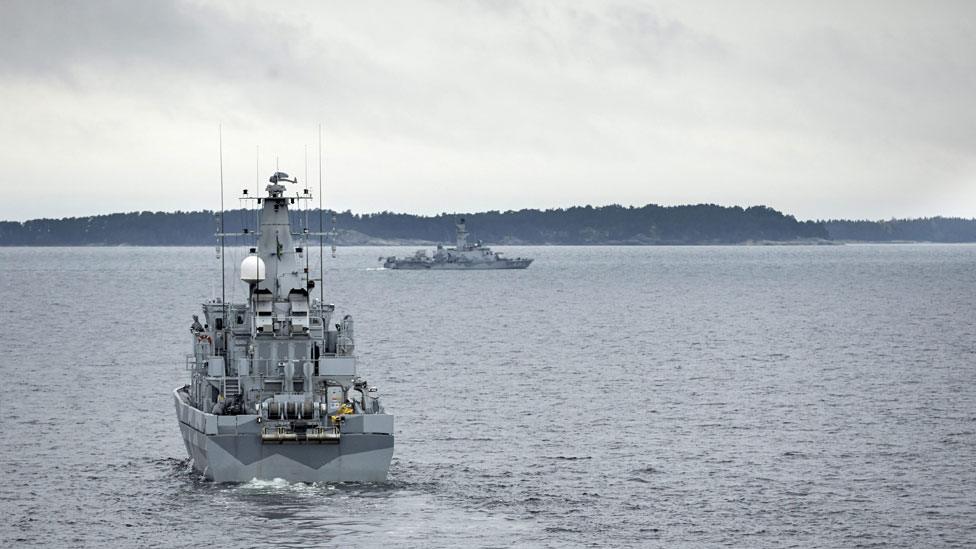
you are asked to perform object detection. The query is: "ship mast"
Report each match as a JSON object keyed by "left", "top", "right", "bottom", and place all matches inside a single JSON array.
[{"left": 456, "top": 217, "right": 468, "bottom": 250}]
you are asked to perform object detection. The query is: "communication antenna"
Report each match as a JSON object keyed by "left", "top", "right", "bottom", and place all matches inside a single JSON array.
[
  {"left": 304, "top": 144, "right": 310, "bottom": 285},
  {"left": 318, "top": 124, "right": 324, "bottom": 305},
  {"left": 218, "top": 124, "right": 226, "bottom": 354},
  {"left": 255, "top": 145, "right": 260, "bottom": 246}
]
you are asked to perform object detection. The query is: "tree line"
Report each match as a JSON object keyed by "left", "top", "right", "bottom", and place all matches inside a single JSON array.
[
  {"left": 1, "top": 204, "right": 973, "bottom": 245},
  {"left": 824, "top": 218, "right": 976, "bottom": 242}
]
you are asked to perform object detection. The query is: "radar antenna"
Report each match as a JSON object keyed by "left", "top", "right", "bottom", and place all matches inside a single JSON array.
[{"left": 270, "top": 171, "right": 297, "bottom": 184}]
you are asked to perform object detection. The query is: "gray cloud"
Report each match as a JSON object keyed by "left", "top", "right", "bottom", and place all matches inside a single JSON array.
[
  {"left": 0, "top": 0, "right": 974, "bottom": 221},
  {"left": 1, "top": 1, "right": 301, "bottom": 81}
]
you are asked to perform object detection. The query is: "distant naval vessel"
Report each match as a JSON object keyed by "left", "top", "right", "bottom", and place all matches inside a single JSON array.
[
  {"left": 381, "top": 218, "right": 533, "bottom": 269},
  {"left": 174, "top": 170, "right": 393, "bottom": 482}
]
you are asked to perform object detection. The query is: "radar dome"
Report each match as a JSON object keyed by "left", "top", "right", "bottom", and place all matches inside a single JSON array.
[{"left": 240, "top": 255, "right": 266, "bottom": 283}]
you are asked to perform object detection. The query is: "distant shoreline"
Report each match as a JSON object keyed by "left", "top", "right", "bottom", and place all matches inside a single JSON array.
[
  {"left": 2, "top": 205, "right": 975, "bottom": 245},
  {"left": 7, "top": 240, "right": 976, "bottom": 248}
]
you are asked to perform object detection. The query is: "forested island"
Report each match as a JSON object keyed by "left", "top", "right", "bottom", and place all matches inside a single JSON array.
[
  {"left": 823, "top": 218, "right": 976, "bottom": 243},
  {"left": 1, "top": 204, "right": 974, "bottom": 246}
]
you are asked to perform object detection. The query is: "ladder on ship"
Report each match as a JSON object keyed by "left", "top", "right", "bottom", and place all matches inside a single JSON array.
[{"left": 223, "top": 377, "right": 241, "bottom": 398}]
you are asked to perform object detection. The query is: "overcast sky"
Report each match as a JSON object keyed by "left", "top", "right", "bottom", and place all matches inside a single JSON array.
[{"left": 1, "top": 0, "right": 974, "bottom": 221}]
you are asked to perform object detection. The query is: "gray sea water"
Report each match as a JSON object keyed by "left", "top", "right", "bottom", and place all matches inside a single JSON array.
[{"left": 1, "top": 244, "right": 975, "bottom": 548}]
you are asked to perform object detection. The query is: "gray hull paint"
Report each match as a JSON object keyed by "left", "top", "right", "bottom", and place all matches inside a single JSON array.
[
  {"left": 382, "top": 218, "right": 533, "bottom": 270},
  {"left": 175, "top": 391, "right": 393, "bottom": 483},
  {"left": 385, "top": 259, "right": 533, "bottom": 270},
  {"left": 178, "top": 174, "right": 394, "bottom": 483}
]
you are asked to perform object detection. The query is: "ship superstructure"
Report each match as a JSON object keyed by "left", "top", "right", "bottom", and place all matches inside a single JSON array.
[
  {"left": 381, "top": 218, "right": 532, "bottom": 270},
  {"left": 174, "top": 171, "right": 393, "bottom": 482}
]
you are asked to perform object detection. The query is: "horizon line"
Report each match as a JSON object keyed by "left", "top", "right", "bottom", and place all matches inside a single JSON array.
[{"left": 3, "top": 201, "right": 975, "bottom": 225}]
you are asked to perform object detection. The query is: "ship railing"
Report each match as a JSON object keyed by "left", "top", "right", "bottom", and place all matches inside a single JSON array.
[
  {"left": 244, "top": 358, "right": 275, "bottom": 377},
  {"left": 184, "top": 355, "right": 346, "bottom": 378},
  {"left": 233, "top": 358, "right": 307, "bottom": 378},
  {"left": 227, "top": 356, "right": 342, "bottom": 378}
]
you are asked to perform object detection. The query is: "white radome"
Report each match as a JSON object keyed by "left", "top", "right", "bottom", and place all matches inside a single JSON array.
[{"left": 240, "top": 255, "right": 266, "bottom": 283}]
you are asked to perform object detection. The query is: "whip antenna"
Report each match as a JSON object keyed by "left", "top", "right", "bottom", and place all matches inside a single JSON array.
[
  {"left": 218, "top": 124, "right": 226, "bottom": 353},
  {"left": 255, "top": 145, "right": 260, "bottom": 245},
  {"left": 304, "top": 144, "right": 310, "bottom": 285},
  {"left": 318, "top": 124, "right": 324, "bottom": 305}
]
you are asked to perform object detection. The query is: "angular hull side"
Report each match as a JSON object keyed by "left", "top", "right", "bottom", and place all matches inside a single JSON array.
[
  {"left": 174, "top": 389, "right": 393, "bottom": 483},
  {"left": 386, "top": 259, "right": 533, "bottom": 270}
]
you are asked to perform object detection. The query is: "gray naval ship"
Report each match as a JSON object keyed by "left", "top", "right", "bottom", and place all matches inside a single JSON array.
[
  {"left": 174, "top": 172, "right": 393, "bottom": 483},
  {"left": 381, "top": 218, "right": 533, "bottom": 269}
]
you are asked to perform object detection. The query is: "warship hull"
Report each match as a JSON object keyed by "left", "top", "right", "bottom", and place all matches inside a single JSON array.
[
  {"left": 382, "top": 219, "right": 533, "bottom": 269},
  {"left": 174, "top": 389, "right": 394, "bottom": 483},
  {"left": 383, "top": 259, "right": 533, "bottom": 270}
]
